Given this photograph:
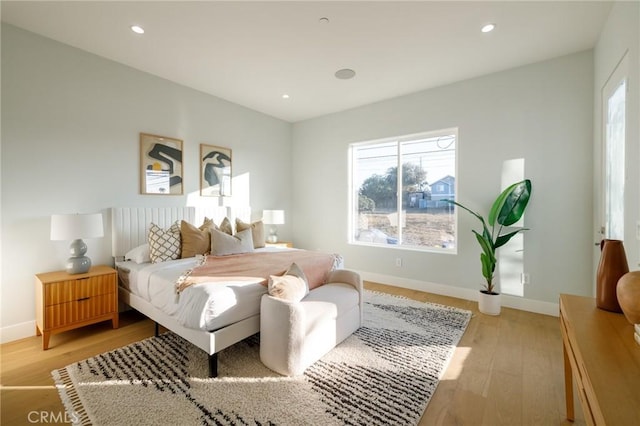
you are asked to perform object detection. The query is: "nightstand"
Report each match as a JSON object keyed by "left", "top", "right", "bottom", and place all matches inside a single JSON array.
[
  {"left": 35, "top": 265, "right": 118, "bottom": 350},
  {"left": 265, "top": 241, "right": 293, "bottom": 248}
]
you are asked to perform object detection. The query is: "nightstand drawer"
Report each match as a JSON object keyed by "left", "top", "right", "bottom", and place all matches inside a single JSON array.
[
  {"left": 44, "top": 293, "right": 116, "bottom": 329},
  {"left": 44, "top": 274, "right": 114, "bottom": 306}
]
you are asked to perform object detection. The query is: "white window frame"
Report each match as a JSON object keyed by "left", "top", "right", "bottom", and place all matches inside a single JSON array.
[{"left": 348, "top": 128, "right": 458, "bottom": 253}]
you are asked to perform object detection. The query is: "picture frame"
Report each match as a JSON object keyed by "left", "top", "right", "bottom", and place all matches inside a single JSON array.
[
  {"left": 200, "top": 144, "right": 232, "bottom": 196},
  {"left": 140, "top": 133, "right": 183, "bottom": 195}
]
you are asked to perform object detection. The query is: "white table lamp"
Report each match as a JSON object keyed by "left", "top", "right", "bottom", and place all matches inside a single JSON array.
[
  {"left": 51, "top": 213, "right": 104, "bottom": 274},
  {"left": 263, "top": 210, "right": 285, "bottom": 243}
]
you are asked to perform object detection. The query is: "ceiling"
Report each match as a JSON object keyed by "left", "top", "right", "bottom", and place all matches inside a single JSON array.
[{"left": 1, "top": 1, "right": 613, "bottom": 123}]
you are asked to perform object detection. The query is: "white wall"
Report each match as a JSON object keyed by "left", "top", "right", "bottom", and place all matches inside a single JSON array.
[
  {"left": 593, "top": 1, "right": 640, "bottom": 277},
  {"left": 292, "top": 50, "right": 595, "bottom": 313},
  {"left": 3, "top": 6, "right": 637, "bottom": 342},
  {"left": 0, "top": 25, "right": 292, "bottom": 342}
]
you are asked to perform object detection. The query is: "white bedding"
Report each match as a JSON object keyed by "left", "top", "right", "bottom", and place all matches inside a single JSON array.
[{"left": 116, "top": 255, "right": 269, "bottom": 332}]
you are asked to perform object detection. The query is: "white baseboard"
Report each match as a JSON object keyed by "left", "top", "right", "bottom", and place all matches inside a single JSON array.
[
  {"left": 359, "top": 271, "right": 559, "bottom": 317},
  {"left": 0, "top": 272, "right": 559, "bottom": 345},
  {"left": 1, "top": 320, "right": 36, "bottom": 344},
  {"left": 2, "top": 304, "right": 131, "bottom": 345}
]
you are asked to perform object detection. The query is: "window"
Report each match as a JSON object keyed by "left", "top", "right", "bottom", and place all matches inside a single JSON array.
[
  {"left": 349, "top": 128, "right": 457, "bottom": 251},
  {"left": 604, "top": 76, "right": 626, "bottom": 240}
]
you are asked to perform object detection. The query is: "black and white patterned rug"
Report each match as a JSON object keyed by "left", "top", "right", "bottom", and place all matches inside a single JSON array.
[{"left": 52, "top": 291, "right": 471, "bottom": 426}]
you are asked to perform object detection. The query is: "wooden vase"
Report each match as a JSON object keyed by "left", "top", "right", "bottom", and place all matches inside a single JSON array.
[
  {"left": 617, "top": 271, "right": 640, "bottom": 324},
  {"left": 596, "top": 239, "right": 628, "bottom": 312}
]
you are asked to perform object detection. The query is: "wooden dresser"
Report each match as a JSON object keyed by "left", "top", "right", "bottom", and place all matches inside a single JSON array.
[
  {"left": 559, "top": 294, "right": 640, "bottom": 425},
  {"left": 35, "top": 265, "right": 118, "bottom": 349}
]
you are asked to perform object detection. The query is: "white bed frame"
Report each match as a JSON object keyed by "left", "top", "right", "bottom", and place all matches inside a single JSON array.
[{"left": 111, "top": 206, "right": 257, "bottom": 377}]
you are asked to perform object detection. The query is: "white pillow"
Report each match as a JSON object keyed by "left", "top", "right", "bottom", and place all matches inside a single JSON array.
[
  {"left": 148, "top": 221, "right": 181, "bottom": 263},
  {"left": 267, "top": 262, "right": 310, "bottom": 302},
  {"left": 284, "top": 262, "right": 309, "bottom": 296},
  {"left": 235, "top": 218, "right": 265, "bottom": 248},
  {"left": 210, "top": 228, "right": 254, "bottom": 256},
  {"left": 124, "top": 243, "right": 151, "bottom": 264},
  {"left": 268, "top": 274, "right": 307, "bottom": 302}
]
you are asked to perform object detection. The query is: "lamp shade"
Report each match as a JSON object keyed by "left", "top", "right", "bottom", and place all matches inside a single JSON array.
[
  {"left": 51, "top": 213, "right": 104, "bottom": 241},
  {"left": 262, "top": 210, "right": 285, "bottom": 225}
]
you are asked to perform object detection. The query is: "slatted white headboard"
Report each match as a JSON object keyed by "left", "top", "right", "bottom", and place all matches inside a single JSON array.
[
  {"left": 111, "top": 206, "right": 252, "bottom": 258},
  {"left": 111, "top": 207, "right": 195, "bottom": 258}
]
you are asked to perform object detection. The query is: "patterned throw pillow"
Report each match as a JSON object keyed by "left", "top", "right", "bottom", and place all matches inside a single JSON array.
[
  {"left": 235, "top": 218, "right": 265, "bottom": 248},
  {"left": 148, "top": 221, "right": 181, "bottom": 263}
]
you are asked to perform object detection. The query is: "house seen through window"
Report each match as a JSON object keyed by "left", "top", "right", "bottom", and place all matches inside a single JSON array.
[{"left": 350, "top": 128, "right": 457, "bottom": 251}]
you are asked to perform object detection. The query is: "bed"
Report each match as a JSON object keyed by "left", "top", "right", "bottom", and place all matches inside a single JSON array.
[{"left": 111, "top": 206, "right": 340, "bottom": 377}]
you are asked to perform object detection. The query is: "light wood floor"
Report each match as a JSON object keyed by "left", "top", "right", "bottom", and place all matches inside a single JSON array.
[{"left": 1, "top": 282, "right": 583, "bottom": 425}]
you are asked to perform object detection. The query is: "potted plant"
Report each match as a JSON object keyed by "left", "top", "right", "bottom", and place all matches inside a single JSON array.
[{"left": 446, "top": 179, "right": 532, "bottom": 315}]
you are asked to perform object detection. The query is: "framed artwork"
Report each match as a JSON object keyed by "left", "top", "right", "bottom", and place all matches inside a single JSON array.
[
  {"left": 200, "top": 144, "right": 232, "bottom": 196},
  {"left": 140, "top": 133, "right": 183, "bottom": 195}
]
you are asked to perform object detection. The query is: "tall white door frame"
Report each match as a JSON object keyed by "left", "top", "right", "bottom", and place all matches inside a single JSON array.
[{"left": 595, "top": 51, "right": 629, "bottom": 293}]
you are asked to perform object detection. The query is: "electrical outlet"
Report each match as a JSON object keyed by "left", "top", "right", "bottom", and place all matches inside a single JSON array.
[
  {"left": 521, "top": 273, "right": 530, "bottom": 285},
  {"left": 395, "top": 258, "right": 403, "bottom": 267},
  {"left": 636, "top": 221, "right": 640, "bottom": 240}
]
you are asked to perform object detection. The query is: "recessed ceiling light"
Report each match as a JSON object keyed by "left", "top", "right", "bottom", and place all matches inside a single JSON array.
[
  {"left": 131, "top": 25, "right": 145, "bottom": 34},
  {"left": 282, "top": 94, "right": 290, "bottom": 99},
  {"left": 335, "top": 69, "right": 356, "bottom": 80},
  {"left": 481, "top": 23, "right": 496, "bottom": 33},
  {"left": 319, "top": 17, "right": 330, "bottom": 24}
]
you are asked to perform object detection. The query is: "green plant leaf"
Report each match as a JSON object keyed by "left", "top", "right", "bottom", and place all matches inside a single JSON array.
[
  {"left": 494, "top": 228, "right": 529, "bottom": 249},
  {"left": 473, "top": 230, "right": 495, "bottom": 262},
  {"left": 491, "top": 179, "right": 532, "bottom": 227},
  {"left": 480, "top": 252, "right": 494, "bottom": 285},
  {"left": 488, "top": 182, "right": 516, "bottom": 226},
  {"left": 444, "top": 200, "right": 484, "bottom": 223},
  {"left": 482, "top": 225, "right": 492, "bottom": 248}
]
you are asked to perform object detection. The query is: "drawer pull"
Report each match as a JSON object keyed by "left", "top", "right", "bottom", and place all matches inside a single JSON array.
[{"left": 77, "top": 297, "right": 90, "bottom": 302}]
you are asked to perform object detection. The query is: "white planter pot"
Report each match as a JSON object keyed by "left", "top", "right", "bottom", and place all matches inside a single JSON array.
[{"left": 478, "top": 291, "right": 501, "bottom": 315}]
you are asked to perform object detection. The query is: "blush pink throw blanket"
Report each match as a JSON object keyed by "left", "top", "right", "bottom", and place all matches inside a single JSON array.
[{"left": 176, "top": 250, "right": 342, "bottom": 294}]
